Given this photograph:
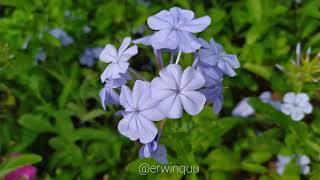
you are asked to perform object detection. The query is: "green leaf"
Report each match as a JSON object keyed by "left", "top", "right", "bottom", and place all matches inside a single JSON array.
[
  {"left": 18, "top": 114, "right": 55, "bottom": 133},
  {"left": 204, "top": 147, "right": 241, "bottom": 172},
  {"left": 0, "top": 154, "right": 42, "bottom": 178}
]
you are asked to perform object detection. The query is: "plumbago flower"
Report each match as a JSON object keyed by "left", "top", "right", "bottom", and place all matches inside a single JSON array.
[
  {"left": 118, "top": 80, "right": 165, "bottom": 143},
  {"left": 98, "top": 7, "right": 240, "bottom": 164},
  {"left": 151, "top": 64, "right": 206, "bottom": 119},
  {"left": 100, "top": 37, "right": 138, "bottom": 81},
  {"left": 135, "top": 7, "right": 211, "bottom": 53},
  {"left": 198, "top": 38, "right": 240, "bottom": 77},
  {"left": 281, "top": 92, "right": 312, "bottom": 121}
]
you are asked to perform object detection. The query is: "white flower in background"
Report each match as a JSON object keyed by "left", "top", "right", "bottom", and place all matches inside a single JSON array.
[
  {"left": 281, "top": 92, "right": 312, "bottom": 121},
  {"left": 232, "top": 98, "right": 255, "bottom": 118},
  {"left": 297, "top": 155, "right": 311, "bottom": 175}
]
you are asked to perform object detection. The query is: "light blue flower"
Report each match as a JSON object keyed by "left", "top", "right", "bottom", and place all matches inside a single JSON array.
[
  {"left": 198, "top": 38, "right": 240, "bottom": 77},
  {"left": 100, "top": 37, "right": 138, "bottom": 81},
  {"left": 79, "top": 47, "right": 103, "bottom": 67},
  {"left": 232, "top": 98, "right": 255, "bottom": 118},
  {"left": 49, "top": 28, "right": 74, "bottom": 47},
  {"left": 150, "top": 64, "right": 206, "bottom": 119},
  {"left": 118, "top": 80, "right": 165, "bottom": 143},
  {"left": 145, "top": 7, "right": 211, "bottom": 53},
  {"left": 281, "top": 92, "right": 312, "bottom": 121}
]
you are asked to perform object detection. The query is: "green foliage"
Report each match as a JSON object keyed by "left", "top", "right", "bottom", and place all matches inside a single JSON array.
[{"left": 0, "top": 0, "right": 320, "bottom": 179}]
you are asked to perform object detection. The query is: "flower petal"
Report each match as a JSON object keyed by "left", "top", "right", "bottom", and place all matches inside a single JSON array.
[
  {"left": 119, "top": 85, "right": 134, "bottom": 110},
  {"left": 180, "top": 66, "right": 205, "bottom": 91},
  {"left": 140, "top": 107, "right": 165, "bottom": 121},
  {"left": 299, "top": 102, "right": 312, "bottom": 114},
  {"left": 295, "top": 93, "right": 309, "bottom": 103},
  {"left": 180, "top": 91, "right": 206, "bottom": 115},
  {"left": 118, "top": 37, "right": 131, "bottom": 55},
  {"left": 118, "top": 113, "right": 138, "bottom": 141},
  {"left": 133, "top": 35, "right": 152, "bottom": 46},
  {"left": 152, "top": 144, "right": 168, "bottom": 164},
  {"left": 283, "top": 92, "right": 296, "bottom": 104},
  {"left": 119, "top": 45, "right": 138, "bottom": 62},
  {"left": 178, "top": 31, "right": 201, "bottom": 53},
  {"left": 101, "top": 62, "right": 129, "bottom": 79},
  {"left": 150, "top": 29, "right": 179, "bottom": 50},
  {"left": 137, "top": 114, "right": 158, "bottom": 143},
  {"left": 159, "top": 94, "right": 183, "bottom": 119},
  {"left": 281, "top": 104, "right": 294, "bottom": 115},
  {"left": 147, "top": 10, "right": 173, "bottom": 30},
  {"left": 169, "top": 7, "right": 194, "bottom": 25},
  {"left": 99, "top": 85, "right": 119, "bottom": 110},
  {"left": 100, "top": 44, "right": 117, "bottom": 63},
  {"left": 291, "top": 111, "right": 304, "bottom": 121},
  {"left": 182, "top": 16, "right": 211, "bottom": 33}
]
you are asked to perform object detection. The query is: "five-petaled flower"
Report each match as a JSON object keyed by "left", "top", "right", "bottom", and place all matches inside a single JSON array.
[
  {"left": 118, "top": 80, "right": 165, "bottom": 143},
  {"left": 198, "top": 38, "right": 240, "bottom": 77},
  {"left": 281, "top": 92, "right": 312, "bottom": 121},
  {"left": 151, "top": 64, "right": 206, "bottom": 119},
  {"left": 146, "top": 7, "right": 211, "bottom": 53},
  {"left": 100, "top": 37, "right": 138, "bottom": 81}
]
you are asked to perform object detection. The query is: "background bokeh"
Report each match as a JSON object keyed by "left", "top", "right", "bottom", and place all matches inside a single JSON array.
[{"left": 0, "top": 0, "right": 320, "bottom": 179}]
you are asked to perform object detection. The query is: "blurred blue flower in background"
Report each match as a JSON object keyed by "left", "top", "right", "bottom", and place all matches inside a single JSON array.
[
  {"left": 49, "top": 28, "right": 74, "bottom": 47},
  {"left": 232, "top": 98, "right": 255, "bottom": 118},
  {"left": 79, "top": 47, "right": 103, "bottom": 67},
  {"left": 35, "top": 49, "right": 46, "bottom": 63}
]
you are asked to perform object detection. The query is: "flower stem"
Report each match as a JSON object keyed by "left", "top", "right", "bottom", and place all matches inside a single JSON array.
[
  {"left": 128, "top": 67, "right": 146, "bottom": 80},
  {"left": 156, "top": 120, "right": 166, "bottom": 142},
  {"left": 154, "top": 49, "right": 164, "bottom": 69},
  {"left": 169, "top": 51, "right": 175, "bottom": 64},
  {"left": 175, "top": 50, "right": 182, "bottom": 64}
]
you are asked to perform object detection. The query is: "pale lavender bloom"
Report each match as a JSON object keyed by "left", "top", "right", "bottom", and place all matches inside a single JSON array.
[
  {"left": 118, "top": 80, "right": 165, "bottom": 143},
  {"left": 281, "top": 92, "right": 312, "bottom": 121},
  {"left": 198, "top": 38, "right": 240, "bottom": 77},
  {"left": 232, "top": 98, "right": 255, "bottom": 118},
  {"left": 259, "top": 91, "right": 281, "bottom": 110},
  {"left": 146, "top": 7, "right": 211, "bottom": 53},
  {"left": 79, "top": 47, "right": 103, "bottom": 67},
  {"left": 49, "top": 28, "right": 74, "bottom": 46},
  {"left": 83, "top": 25, "right": 91, "bottom": 33},
  {"left": 100, "top": 37, "right": 138, "bottom": 81},
  {"left": 276, "top": 155, "right": 292, "bottom": 175},
  {"left": 139, "top": 140, "right": 168, "bottom": 164},
  {"left": 297, "top": 155, "right": 311, "bottom": 175},
  {"left": 4, "top": 166, "right": 37, "bottom": 180},
  {"left": 99, "top": 84, "right": 120, "bottom": 110},
  {"left": 151, "top": 64, "right": 206, "bottom": 119}
]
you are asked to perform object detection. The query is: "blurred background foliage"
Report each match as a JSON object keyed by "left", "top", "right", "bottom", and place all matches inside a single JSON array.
[{"left": 0, "top": 0, "right": 319, "bottom": 179}]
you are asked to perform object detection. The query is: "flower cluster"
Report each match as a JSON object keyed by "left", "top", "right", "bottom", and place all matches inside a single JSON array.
[
  {"left": 98, "top": 7, "right": 239, "bottom": 164},
  {"left": 276, "top": 154, "right": 311, "bottom": 175}
]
